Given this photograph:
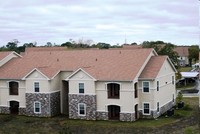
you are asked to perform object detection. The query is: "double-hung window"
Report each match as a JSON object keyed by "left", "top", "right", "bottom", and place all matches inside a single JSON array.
[
  {"left": 34, "top": 102, "right": 41, "bottom": 113},
  {"left": 79, "top": 83, "right": 84, "bottom": 93},
  {"left": 78, "top": 103, "right": 86, "bottom": 116},
  {"left": 143, "top": 103, "right": 150, "bottom": 114},
  {"left": 143, "top": 81, "right": 149, "bottom": 92},
  {"left": 34, "top": 82, "right": 40, "bottom": 92}
]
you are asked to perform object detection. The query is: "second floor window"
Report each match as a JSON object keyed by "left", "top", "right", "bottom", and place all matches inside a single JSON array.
[
  {"left": 34, "top": 82, "right": 40, "bottom": 92},
  {"left": 143, "top": 81, "right": 149, "bottom": 92},
  {"left": 157, "top": 81, "right": 159, "bottom": 91},
  {"left": 134, "top": 83, "right": 138, "bottom": 98},
  {"left": 107, "top": 83, "right": 120, "bottom": 99},
  {"left": 79, "top": 83, "right": 84, "bottom": 93},
  {"left": 9, "top": 81, "right": 19, "bottom": 95}
]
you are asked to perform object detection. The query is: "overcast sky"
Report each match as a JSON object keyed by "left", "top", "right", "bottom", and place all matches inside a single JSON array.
[{"left": 0, "top": 0, "right": 199, "bottom": 46}]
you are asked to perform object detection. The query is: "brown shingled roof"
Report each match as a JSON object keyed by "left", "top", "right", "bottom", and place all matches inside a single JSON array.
[
  {"left": 0, "top": 48, "right": 156, "bottom": 81},
  {"left": 139, "top": 56, "right": 167, "bottom": 79},
  {"left": 0, "top": 51, "right": 13, "bottom": 61},
  {"left": 174, "top": 46, "right": 189, "bottom": 57}
]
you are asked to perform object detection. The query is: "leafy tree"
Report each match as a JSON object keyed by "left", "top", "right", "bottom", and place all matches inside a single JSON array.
[
  {"left": 188, "top": 45, "right": 199, "bottom": 66},
  {"left": 96, "top": 42, "right": 111, "bottom": 49},
  {"left": 6, "top": 39, "right": 20, "bottom": 53},
  {"left": 142, "top": 41, "right": 178, "bottom": 66},
  {"left": 17, "top": 42, "right": 37, "bottom": 52},
  {"left": 61, "top": 42, "right": 73, "bottom": 47},
  {"left": 130, "top": 42, "right": 137, "bottom": 45},
  {"left": 45, "top": 42, "right": 53, "bottom": 47}
]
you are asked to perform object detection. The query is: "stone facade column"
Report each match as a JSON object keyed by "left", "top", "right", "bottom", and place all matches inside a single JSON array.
[
  {"left": 0, "top": 107, "right": 10, "bottom": 114},
  {"left": 69, "top": 94, "right": 96, "bottom": 120},
  {"left": 50, "top": 92, "right": 61, "bottom": 116},
  {"left": 25, "top": 91, "right": 61, "bottom": 117}
]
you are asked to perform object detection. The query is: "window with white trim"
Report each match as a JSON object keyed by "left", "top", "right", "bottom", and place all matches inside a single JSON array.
[
  {"left": 157, "top": 102, "right": 159, "bottom": 112},
  {"left": 34, "top": 102, "right": 41, "bottom": 113},
  {"left": 143, "top": 103, "right": 150, "bottom": 114},
  {"left": 34, "top": 82, "right": 40, "bottom": 92},
  {"left": 143, "top": 81, "right": 149, "bottom": 92},
  {"left": 157, "top": 81, "right": 159, "bottom": 91},
  {"left": 107, "top": 83, "right": 120, "bottom": 99},
  {"left": 79, "top": 83, "right": 84, "bottom": 93},
  {"left": 78, "top": 103, "right": 86, "bottom": 116},
  {"left": 9, "top": 81, "right": 19, "bottom": 95}
]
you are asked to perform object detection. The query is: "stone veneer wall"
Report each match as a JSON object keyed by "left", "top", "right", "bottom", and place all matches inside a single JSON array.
[
  {"left": 139, "top": 101, "right": 174, "bottom": 118},
  {"left": 19, "top": 107, "right": 26, "bottom": 115},
  {"left": 26, "top": 91, "right": 60, "bottom": 117},
  {"left": 50, "top": 92, "right": 60, "bottom": 116},
  {"left": 69, "top": 94, "right": 96, "bottom": 120},
  {"left": 120, "top": 112, "right": 135, "bottom": 121},
  {"left": 0, "top": 106, "right": 10, "bottom": 114},
  {"left": 96, "top": 111, "right": 108, "bottom": 120}
]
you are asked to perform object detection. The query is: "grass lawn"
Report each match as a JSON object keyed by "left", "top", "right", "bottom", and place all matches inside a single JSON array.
[
  {"left": 179, "top": 67, "right": 192, "bottom": 72},
  {"left": 0, "top": 97, "right": 199, "bottom": 134}
]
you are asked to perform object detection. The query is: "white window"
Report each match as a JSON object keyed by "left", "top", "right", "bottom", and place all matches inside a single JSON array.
[
  {"left": 34, "top": 102, "right": 41, "bottom": 113},
  {"left": 143, "top": 81, "right": 149, "bottom": 92},
  {"left": 79, "top": 83, "right": 84, "bottom": 93},
  {"left": 78, "top": 103, "right": 86, "bottom": 116},
  {"left": 157, "top": 102, "right": 159, "bottom": 112},
  {"left": 34, "top": 82, "right": 40, "bottom": 92},
  {"left": 157, "top": 81, "right": 159, "bottom": 91},
  {"left": 143, "top": 103, "right": 150, "bottom": 115},
  {"left": 172, "top": 76, "right": 175, "bottom": 85}
]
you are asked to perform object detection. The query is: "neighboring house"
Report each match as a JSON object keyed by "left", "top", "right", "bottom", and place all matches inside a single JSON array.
[
  {"left": 0, "top": 47, "right": 176, "bottom": 121},
  {"left": 174, "top": 46, "right": 189, "bottom": 66}
]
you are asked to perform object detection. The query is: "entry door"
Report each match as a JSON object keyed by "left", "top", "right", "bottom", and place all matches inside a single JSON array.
[
  {"left": 108, "top": 105, "right": 120, "bottom": 120},
  {"left": 10, "top": 101, "right": 19, "bottom": 114}
]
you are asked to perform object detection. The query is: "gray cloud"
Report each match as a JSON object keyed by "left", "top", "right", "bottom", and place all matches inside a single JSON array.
[{"left": 0, "top": 0, "right": 198, "bottom": 46}]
